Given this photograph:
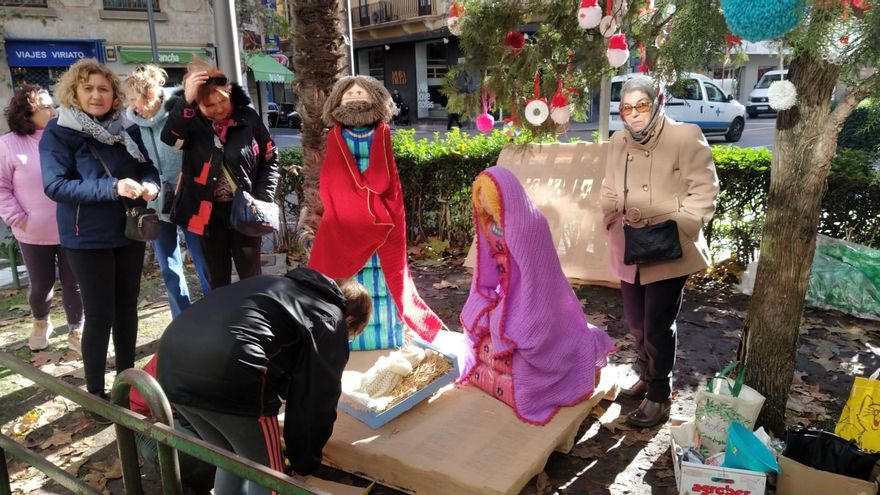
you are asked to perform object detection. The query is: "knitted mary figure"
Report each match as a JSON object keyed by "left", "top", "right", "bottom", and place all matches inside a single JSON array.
[
  {"left": 460, "top": 166, "right": 615, "bottom": 425},
  {"left": 308, "top": 76, "right": 443, "bottom": 349}
]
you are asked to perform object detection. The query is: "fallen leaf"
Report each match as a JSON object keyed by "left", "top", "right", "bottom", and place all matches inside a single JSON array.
[
  {"left": 432, "top": 280, "right": 459, "bottom": 290},
  {"left": 811, "top": 357, "right": 839, "bottom": 373},
  {"left": 39, "top": 428, "right": 73, "bottom": 450},
  {"left": 535, "top": 471, "right": 551, "bottom": 492},
  {"left": 31, "top": 351, "right": 64, "bottom": 367},
  {"left": 570, "top": 441, "right": 607, "bottom": 460}
]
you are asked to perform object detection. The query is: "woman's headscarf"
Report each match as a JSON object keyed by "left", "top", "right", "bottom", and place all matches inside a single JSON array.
[{"left": 621, "top": 75, "right": 665, "bottom": 143}]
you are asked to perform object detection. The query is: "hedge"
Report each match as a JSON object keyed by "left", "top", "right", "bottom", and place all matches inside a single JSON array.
[{"left": 276, "top": 132, "right": 880, "bottom": 263}]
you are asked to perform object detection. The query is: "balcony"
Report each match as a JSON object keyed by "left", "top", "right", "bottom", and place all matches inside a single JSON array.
[
  {"left": 103, "top": 0, "right": 159, "bottom": 11},
  {"left": 352, "top": 0, "right": 442, "bottom": 29},
  {"left": 0, "top": 0, "right": 47, "bottom": 6}
]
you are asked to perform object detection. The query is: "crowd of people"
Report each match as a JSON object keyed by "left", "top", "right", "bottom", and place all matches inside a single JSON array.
[{"left": 0, "top": 59, "right": 718, "bottom": 493}]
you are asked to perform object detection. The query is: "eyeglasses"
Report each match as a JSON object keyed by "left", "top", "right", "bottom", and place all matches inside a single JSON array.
[
  {"left": 620, "top": 100, "right": 652, "bottom": 117},
  {"left": 206, "top": 76, "right": 228, "bottom": 86}
]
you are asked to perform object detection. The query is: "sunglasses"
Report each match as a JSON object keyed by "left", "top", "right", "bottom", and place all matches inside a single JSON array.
[
  {"left": 620, "top": 100, "right": 652, "bottom": 117},
  {"left": 206, "top": 76, "right": 229, "bottom": 86}
]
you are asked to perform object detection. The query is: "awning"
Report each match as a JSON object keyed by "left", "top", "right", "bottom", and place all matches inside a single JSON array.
[
  {"left": 246, "top": 54, "right": 294, "bottom": 84},
  {"left": 118, "top": 46, "right": 213, "bottom": 65}
]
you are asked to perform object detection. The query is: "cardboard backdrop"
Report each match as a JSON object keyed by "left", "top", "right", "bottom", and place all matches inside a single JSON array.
[{"left": 465, "top": 142, "right": 619, "bottom": 287}]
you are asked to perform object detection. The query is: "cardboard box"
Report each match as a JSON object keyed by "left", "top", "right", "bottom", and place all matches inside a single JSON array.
[
  {"left": 669, "top": 419, "right": 767, "bottom": 495},
  {"left": 338, "top": 339, "right": 459, "bottom": 429},
  {"left": 776, "top": 455, "right": 878, "bottom": 495}
]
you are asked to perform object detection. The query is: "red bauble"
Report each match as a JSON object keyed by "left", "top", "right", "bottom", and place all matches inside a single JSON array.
[{"left": 503, "top": 31, "right": 526, "bottom": 56}]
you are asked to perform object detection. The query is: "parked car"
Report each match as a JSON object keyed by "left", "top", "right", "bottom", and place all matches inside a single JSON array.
[
  {"left": 267, "top": 102, "right": 282, "bottom": 128},
  {"left": 281, "top": 103, "right": 302, "bottom": 129},
  {"left": 608, "top": 72, "right": 747, "bottom": 143},
  {"left": 747, "top": 69, "right": 787, "bottom": 119}
]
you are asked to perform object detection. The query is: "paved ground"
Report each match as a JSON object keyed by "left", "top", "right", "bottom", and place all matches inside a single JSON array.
[{"left": 270, "top": 116, "right": 777, "bottom": 151}]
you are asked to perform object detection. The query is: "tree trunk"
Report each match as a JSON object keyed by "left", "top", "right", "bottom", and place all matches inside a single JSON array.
[
  {"left": 290, "top": 1, "right": 343, "bottom": 239},
  {"left": 739, "top": 53, "right": 865, "bottom": 435}
]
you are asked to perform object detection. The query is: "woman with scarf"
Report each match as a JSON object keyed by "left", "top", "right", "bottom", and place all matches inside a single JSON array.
[
  {"left": 124, "top": 64, "right": 211, "bottom": 317},
  {"left": 600, "top": 76, "right": 719, "bottom": 428},
  {"left": 161, "top": 60, "right": 278, "bottom": 288},
  {"left": 1, "top": 85, "right": 83, "bottom": 352},
  {"left": 40, "top": 58, "right": 160, "bottom": 407}
]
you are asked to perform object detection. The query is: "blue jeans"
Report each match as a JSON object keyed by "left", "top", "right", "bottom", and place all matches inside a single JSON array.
[{"left": 153, "top": 221, "right": 212, "bottom": 318}]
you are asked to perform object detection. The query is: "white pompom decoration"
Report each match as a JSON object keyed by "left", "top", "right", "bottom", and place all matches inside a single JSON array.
[
  {"left": 448, "top": 16, "right": 462, "bottom": 36},
  {"left": 768, "top": 80, "right": 797, "bottom": 111},
  {"left": 550, "top": 105, "right": 571, "bottom": 125},
  {"left": 606, "top": 33, "right": 629, "bottom": 68},
  {"left": 524, "top": 99, "right": 550, "bottom": 126}
]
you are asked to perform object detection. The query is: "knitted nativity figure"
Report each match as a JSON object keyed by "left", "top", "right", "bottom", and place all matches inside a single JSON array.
[
  {"left": 308, "top": 76, "right": 443, "bottom": 349},
  {"left": 460, "top": 166, "right": 616, "bottom": 425}
]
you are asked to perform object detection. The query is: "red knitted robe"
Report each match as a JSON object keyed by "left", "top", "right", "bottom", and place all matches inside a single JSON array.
[{"left": 308, "top": 123, "right": 441, "bottom": 342}]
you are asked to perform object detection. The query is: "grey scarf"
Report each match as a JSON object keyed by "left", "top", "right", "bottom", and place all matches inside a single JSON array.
[
  {"left": 622, "top": 95, "right": 665, "bottom": 144},
  {"left": 69, "top": 106, "right": 146, "bottom": 163}
]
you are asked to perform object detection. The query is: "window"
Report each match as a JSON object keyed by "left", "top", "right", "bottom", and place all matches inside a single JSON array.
[
  {"left": 0, "top": 0, "right": 47, "bottom": 6},
  {"left": 103, "top": 0, "right": 159, "bottom": 10},
  {"left": 367, "top": 48, "right": 385, "bottom": 82},
  {"left": 418, "top": 0, "right": 432, "bottom": 15},
  {"left": 756, "top": 73, "right": 783, "bottom": 89},
  {"left": 426, "top": 41, "right": 448, "bottom": 80},
  {"left": 669, "top": 79, "right": 702, "bottom": 101},
  {"left": 704, "top": 82, "right": 726, "bottom": 103}
]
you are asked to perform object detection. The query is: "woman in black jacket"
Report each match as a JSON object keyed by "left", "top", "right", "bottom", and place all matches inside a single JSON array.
[
  {"left": 161, "top": 60, "right": 279, "bottom": 288},
  {"left": 157, "top": 269, "right": 371, "bottom": 493}
]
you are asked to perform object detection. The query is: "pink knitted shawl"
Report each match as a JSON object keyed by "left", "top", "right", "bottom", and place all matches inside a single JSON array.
[{"left": 460, "top": 166, "right": 615, "bottom": 425}]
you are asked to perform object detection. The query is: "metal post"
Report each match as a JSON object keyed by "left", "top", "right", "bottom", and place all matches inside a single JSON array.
[
  {"left": 0, "top": 437, "right": 101, "bottom": 495},
  {"left": 0, "top": 447, "right": 10, "bottom": 495},
  {"left": 112, "top": 370, "right": 181, "bottom": 495},
  {"left": 145, "top": 0, "right": 160, "bottom": 64},
  {"left": 598, "top": 75, "right": 611, "bottom": 142},
  {"left": 213, "top": 0, "right": 243, "bottom": 84},
  {"left": 347, "top": 0, "right": 355, "bottom": 75}
]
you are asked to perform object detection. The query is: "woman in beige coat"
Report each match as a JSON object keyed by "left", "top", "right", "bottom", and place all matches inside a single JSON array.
[{"left": 600, "top": 76, "right": 719, "bottom": 428}]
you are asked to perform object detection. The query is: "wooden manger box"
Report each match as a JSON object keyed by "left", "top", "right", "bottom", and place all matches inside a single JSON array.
[{"left": 324, "top": 331, "right": 618, "bottom": 495}]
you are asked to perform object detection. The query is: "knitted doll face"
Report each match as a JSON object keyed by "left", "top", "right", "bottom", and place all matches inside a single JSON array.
[{"left": 472, "top": 174, "right": 502, "bottom": 232}]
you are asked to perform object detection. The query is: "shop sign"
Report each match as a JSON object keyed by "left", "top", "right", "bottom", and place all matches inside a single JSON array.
[{"left": 6, "top": 39, "right": 100, "bottom": 67}]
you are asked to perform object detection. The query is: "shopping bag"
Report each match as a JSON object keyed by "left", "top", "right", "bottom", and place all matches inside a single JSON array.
[
  {"left": 694, "top": 362, "right": 766, "bottom": 455},
  {"left": 835, "top": 368, "right": 880, "bottom": 452}
]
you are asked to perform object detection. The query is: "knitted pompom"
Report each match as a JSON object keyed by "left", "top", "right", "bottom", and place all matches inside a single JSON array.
[
  {"left": 476, "top": 112, "right": 495, "bottom": 132},
  {"left": 606, "top": 33, "right": 630, "bottom": 68},
  {"left": 719, "top": 0, "right": 805, "bottom": 41},
  {"left": 578, "top": 0, "right": 602, "bottom": 29},
  {"left": 768, "top": 80, "right": 797, "bottom": 111}
]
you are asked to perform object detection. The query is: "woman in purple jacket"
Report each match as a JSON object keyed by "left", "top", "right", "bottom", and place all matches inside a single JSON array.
[{"left": 0, "top": 85, "right": 83, "bottom": 352}]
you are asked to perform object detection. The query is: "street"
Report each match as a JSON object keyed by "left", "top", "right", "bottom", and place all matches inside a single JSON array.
[{"left": 270, "top": 116, "right": 778, "bottom": 150}]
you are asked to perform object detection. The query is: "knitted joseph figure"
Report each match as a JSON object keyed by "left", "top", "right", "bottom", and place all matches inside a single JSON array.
[
  {"left": 460, "top": 167, "right": 616, "bottom": 425},
  {"left": 308, "top": 76, "right": 443, "bottom": 349}
]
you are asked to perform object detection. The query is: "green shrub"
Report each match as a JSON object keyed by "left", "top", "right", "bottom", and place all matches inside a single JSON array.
[
  {"left": 710, "top": 146, "right": 772, "bottom": 262},
  {"left": 274, "top": 146, "right": 304, "bottom": 252},
  {"left": 838, "top": 98, "right": 880, "bottom": 153},
  {"left": 821, "top": 148, "right": 880, "bottom": 245}
]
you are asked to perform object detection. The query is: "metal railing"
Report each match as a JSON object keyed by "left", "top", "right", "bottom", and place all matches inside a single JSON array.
[
  {"left": 102, "top": 0, "right": 159, "bottom": 11},
  {"left": 352, "top": 0, "right": 441, "bottom": 28},
  {"left": 0, "top": 0, "right": 47, "bottom": 7},
  {"left": 0, "top": 351, "right": 323, "bottom": 495}
]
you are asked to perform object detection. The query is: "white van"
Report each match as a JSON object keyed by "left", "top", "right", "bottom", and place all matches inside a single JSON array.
[
  {"left": 747, "top": 69, "right": 787, "bottom": 118},
  {"left": 609, "top": 72, "right": 747, "bottom": 143}
]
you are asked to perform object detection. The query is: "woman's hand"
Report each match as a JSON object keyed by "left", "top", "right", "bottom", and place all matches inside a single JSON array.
[
  {"left": 141, "top": 182, "right": 159, "bottom": 201},
  {"left": 117, "top": 178, "right": 144, "bottom": 200},
  {"left": 183, "top": 71, "right": 208, "bottom": 104}
]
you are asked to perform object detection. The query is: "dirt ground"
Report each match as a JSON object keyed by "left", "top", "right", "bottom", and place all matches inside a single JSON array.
[{"left": 1, "top": 255, "right": 878, "bottom": 494}]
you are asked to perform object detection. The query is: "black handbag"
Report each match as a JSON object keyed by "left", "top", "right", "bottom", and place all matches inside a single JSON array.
[
  {"left": 622, "top": 153, "right": 682, "bottom": 265},
  {"left": 783, "top": 426, "right": 880, "bottom": 481},
  {"left": 223, "top": 166, "right": 279, "bottom": 237},
  {"left": 87, "top": 143, "right": 160, "bottom": 243}
]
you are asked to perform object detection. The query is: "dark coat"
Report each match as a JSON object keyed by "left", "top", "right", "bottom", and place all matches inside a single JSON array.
[
  {"left": 40, "top": 109, "right": 160, "bottom": 249},
  {"left": 160, "top": 84, "right": 279, "bottom": 236},
  {"left": 156, "top": 268, "right": 351, "bottom": 476}
]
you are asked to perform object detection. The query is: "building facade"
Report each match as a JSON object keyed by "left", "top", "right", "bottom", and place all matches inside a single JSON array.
[
  {"left": 1, "top": 0, "right": 215, "bottom": 132},
  {"left": 350, "top": 0, "right": 461, "bottom": 121}
]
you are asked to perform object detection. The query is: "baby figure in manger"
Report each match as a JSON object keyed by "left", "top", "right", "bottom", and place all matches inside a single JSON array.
[{"left": 460, "top": 166, "right": 615, "bottom": 425}]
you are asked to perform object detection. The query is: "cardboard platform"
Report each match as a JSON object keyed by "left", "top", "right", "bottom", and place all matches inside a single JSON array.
[{"left": 324, "top": 331, "right": 617, "bottom": 495}]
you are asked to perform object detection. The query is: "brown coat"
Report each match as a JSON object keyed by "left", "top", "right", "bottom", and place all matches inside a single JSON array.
[{"left": 600, "top": 118, "right": 719, "bottom": 285}]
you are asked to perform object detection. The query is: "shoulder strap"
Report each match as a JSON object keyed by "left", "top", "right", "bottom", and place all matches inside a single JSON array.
[
  {"left": 87, "top": 142, "right": 132, "bottom": 210},
  {"left": 623, "top": 153, "right": 629, "bottom": 215}
]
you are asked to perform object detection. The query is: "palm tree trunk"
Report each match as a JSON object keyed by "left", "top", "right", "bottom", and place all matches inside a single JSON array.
[{"left": 290, "top": 0, "right": 344, "bottom": 239}]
